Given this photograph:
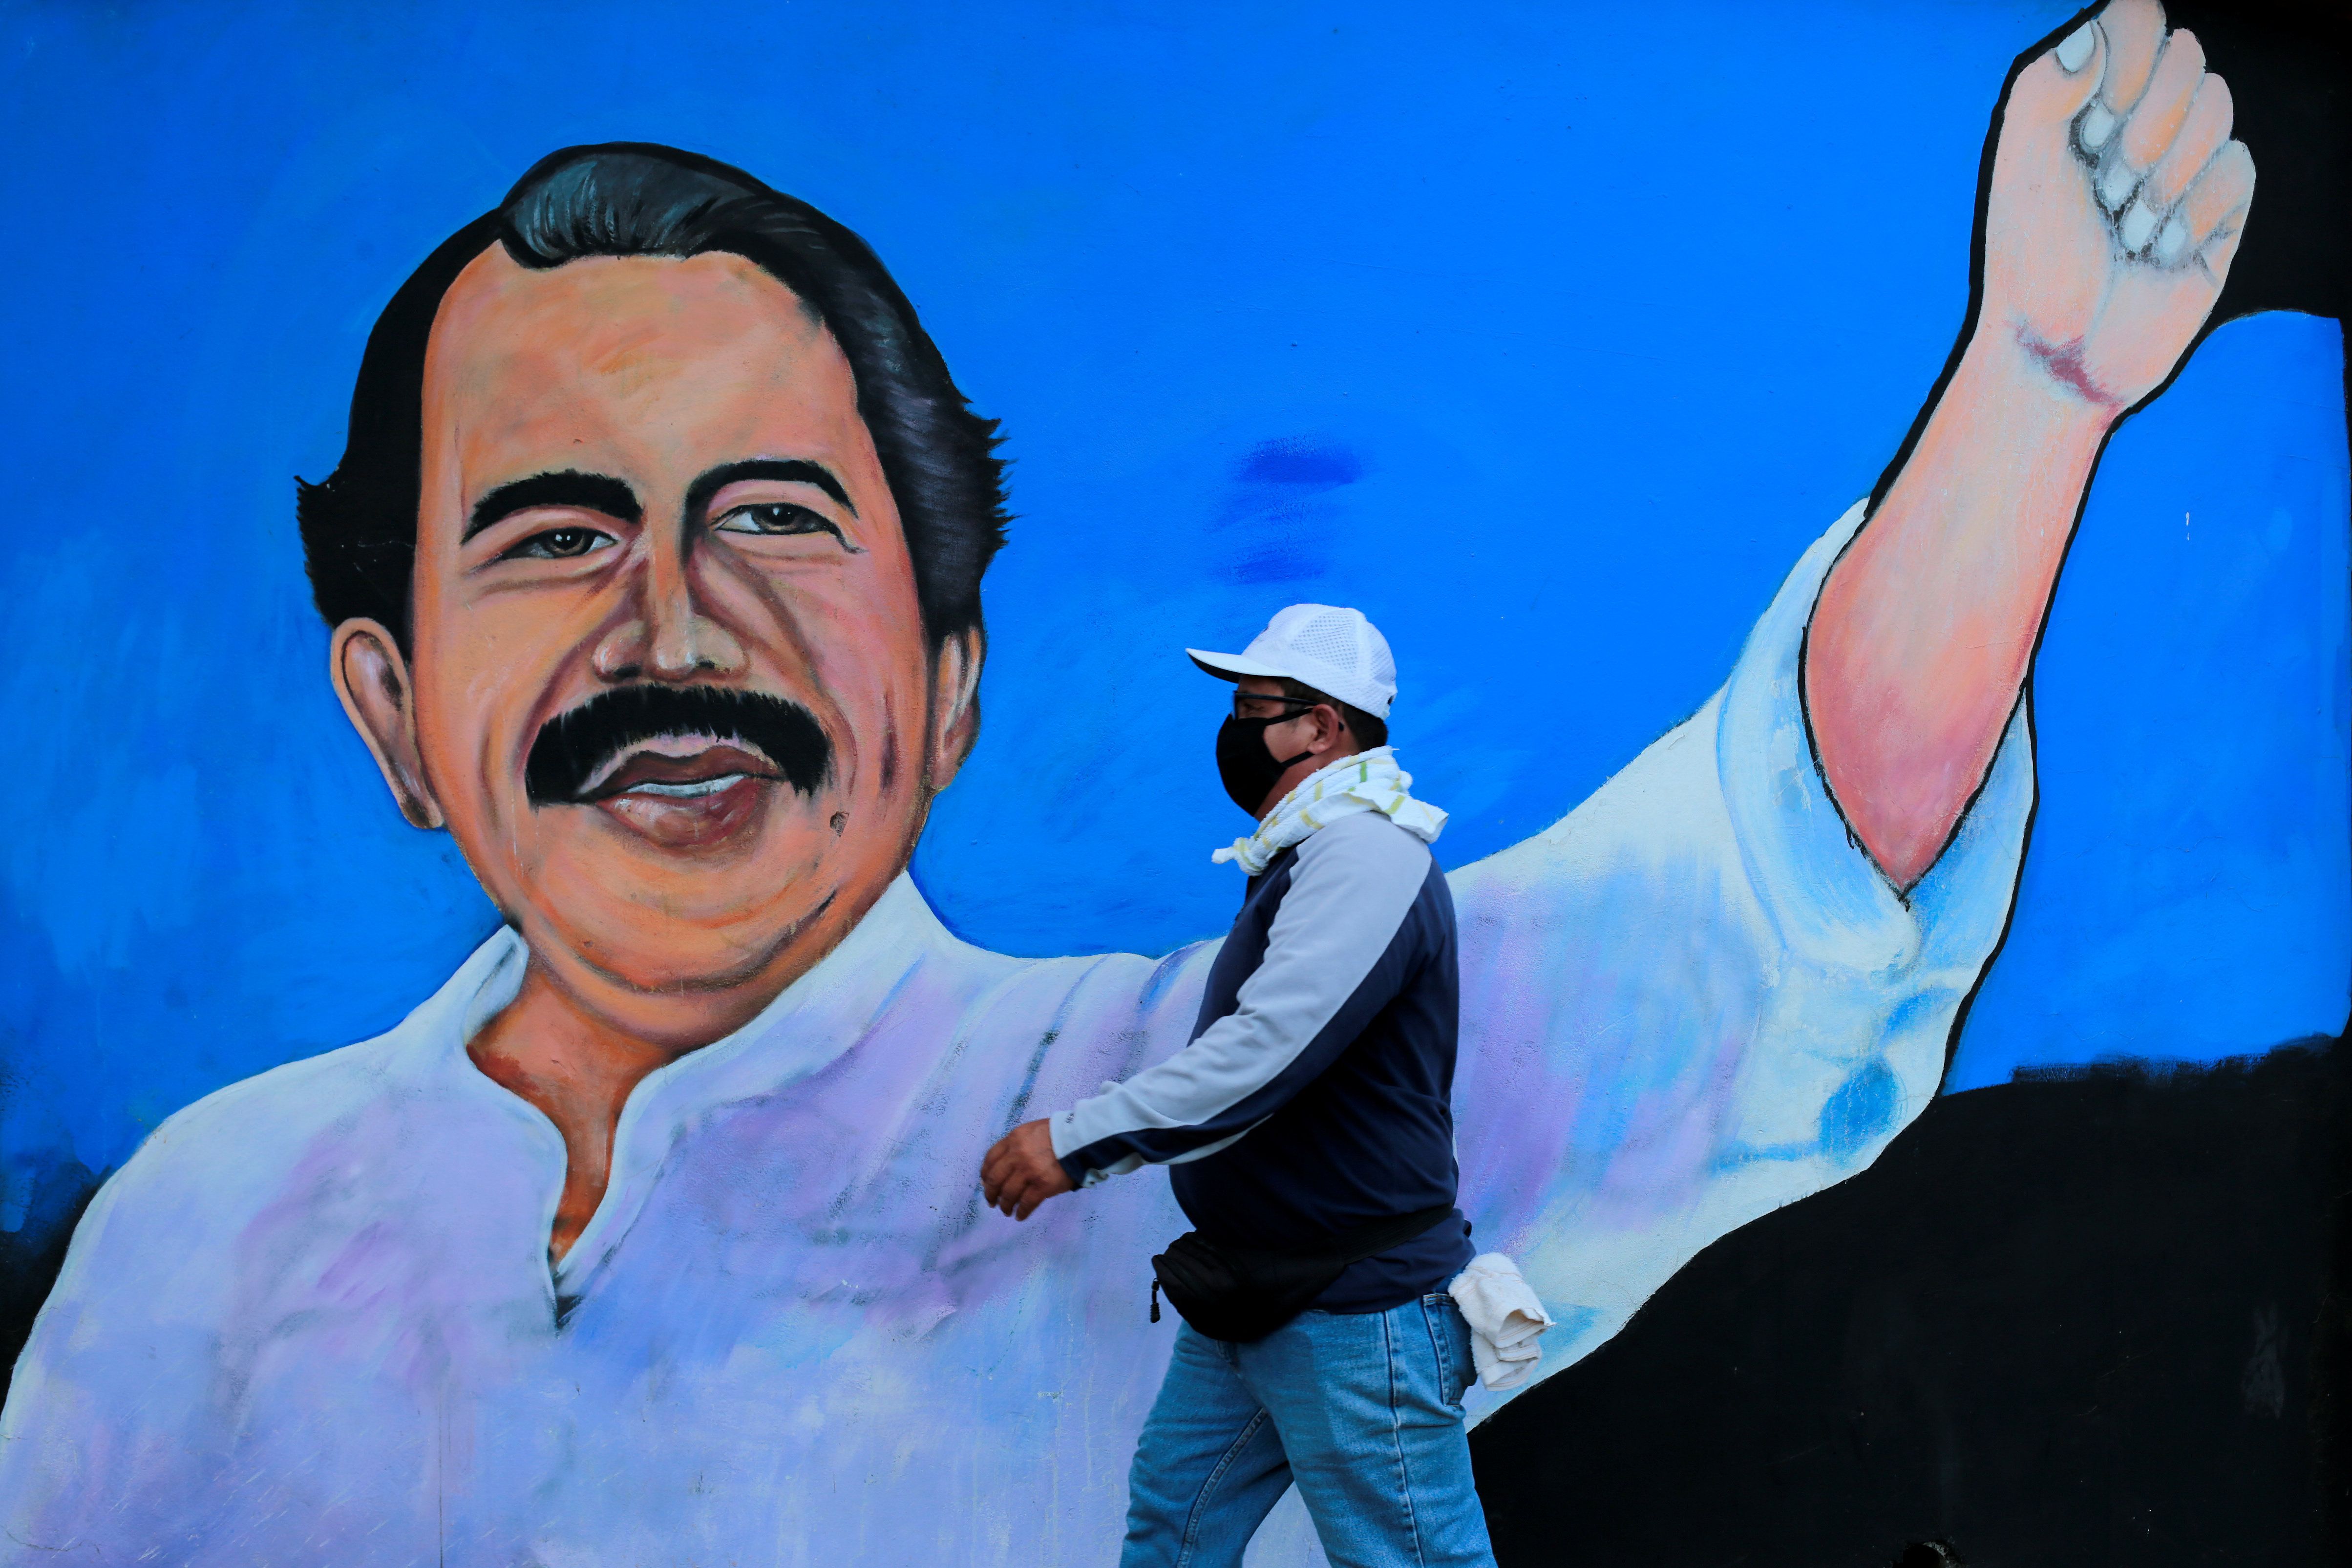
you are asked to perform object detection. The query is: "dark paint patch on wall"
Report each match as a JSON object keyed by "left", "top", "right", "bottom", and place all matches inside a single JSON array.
[
  {"left": 2166, "top": 0, "right": 2350, "bottom": 326},
  {"left": 1472, "top": 1037, "right": 2352, "bottom": 1567},
  {"left": 0, "top": 1156, "right": 102, "bottom": 1404}
]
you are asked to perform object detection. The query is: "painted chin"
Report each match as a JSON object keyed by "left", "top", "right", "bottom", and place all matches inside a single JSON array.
[{"left": 592, "top": 774, "right": 779, "bottom": 851}]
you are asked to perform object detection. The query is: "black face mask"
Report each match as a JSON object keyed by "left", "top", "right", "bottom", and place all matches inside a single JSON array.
[{"left": 1216, "top": 716, "right": 1315, "bottom": 816}]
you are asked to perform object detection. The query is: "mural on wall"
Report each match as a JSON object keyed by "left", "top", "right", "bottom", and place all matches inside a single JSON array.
[{"left": 0, "top": 0, "right": 2343, "bottom": 1563}]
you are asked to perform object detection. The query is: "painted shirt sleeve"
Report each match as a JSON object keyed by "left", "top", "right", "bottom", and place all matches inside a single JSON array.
[
  {"left": 1443, "top": 500, "right": 2035, "bottom": 1419},
  {"left": 1049, "top": 815, "right": 1434, "bottom": 1182}
]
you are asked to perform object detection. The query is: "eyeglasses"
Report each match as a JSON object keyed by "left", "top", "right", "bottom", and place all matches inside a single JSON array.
[{"left": 1229, "top": 692, "right": 1321, "bottom": 722}]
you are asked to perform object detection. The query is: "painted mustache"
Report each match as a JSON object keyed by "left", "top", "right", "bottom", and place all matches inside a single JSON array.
[{"left": 523, "top": 685, "right": 833, "bottom": 807}]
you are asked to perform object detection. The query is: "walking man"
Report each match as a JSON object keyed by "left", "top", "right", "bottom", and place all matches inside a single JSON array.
[{"left": 981, "top": 603, "right": 1492, "bottom": 1566}]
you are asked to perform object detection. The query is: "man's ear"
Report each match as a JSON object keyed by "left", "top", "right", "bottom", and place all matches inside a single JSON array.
[
  {"left": 1311, "top": 702, "right": 1349, "bottom": 756},
  {"left": 330, "top": 619, "right": 445, "bottom": 830},
  {"left": 924, "top": 626, "right": 986, "bottom": 792}
]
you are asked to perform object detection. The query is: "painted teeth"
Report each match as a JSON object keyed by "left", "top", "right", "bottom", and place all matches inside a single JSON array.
[{"left": 625, "top": 774, "right": 749, "bottom": 798}]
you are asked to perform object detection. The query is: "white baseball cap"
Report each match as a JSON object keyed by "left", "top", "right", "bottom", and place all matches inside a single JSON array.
[{"left": 1187, "top": 604, "right": 1398, "bottom": 719}]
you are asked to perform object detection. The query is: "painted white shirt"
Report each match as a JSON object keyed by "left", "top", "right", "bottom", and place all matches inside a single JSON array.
[{"left": 0, "top": 506, "right": 2034, "bottom": 1567}]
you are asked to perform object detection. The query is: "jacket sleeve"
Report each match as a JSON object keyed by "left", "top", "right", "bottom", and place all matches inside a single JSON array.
[{"left": 1049, "top": 814, "right": 1436, "bottom": 1185}]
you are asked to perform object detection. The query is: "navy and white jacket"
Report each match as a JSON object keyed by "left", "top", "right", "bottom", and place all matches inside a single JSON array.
[{"left": 1052, "top": 810, "right": 1474, "bottom": 1312}]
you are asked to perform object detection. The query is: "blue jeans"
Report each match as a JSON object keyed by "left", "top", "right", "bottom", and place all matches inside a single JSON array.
[{"left": 1119, "top": 1293, "right": 1497, "bottom": 1568}]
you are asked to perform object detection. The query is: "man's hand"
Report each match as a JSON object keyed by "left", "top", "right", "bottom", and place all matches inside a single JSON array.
[
  {"left": 1985, "top": 0, "right": 2254, "bottom": 411},
  {"left": 1805, "top": 1, "right": 2256, "bottom": 889},
  {"left": 980, "top": 1118, "right": 1075, "bottom": 1221}
]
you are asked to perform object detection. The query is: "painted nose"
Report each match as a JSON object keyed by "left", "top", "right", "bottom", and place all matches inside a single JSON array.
[{"left": 592, "top": 538, "right": 747, "bottom": 682}]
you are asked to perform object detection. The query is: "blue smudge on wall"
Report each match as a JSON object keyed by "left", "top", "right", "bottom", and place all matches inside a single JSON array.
[
  {"left": 1213, "top": 439, "right": 1364, "bottom": 585},
  {"left": 1214, "top": 438, "right": 1366, "bottom": 585},
  {"left": 1820, "top": 1061, "right": 1900, "bottom": 1165}
]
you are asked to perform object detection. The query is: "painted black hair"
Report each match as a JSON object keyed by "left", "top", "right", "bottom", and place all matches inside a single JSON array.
[{"left": 295, "top": 143, "right": 1008, "bottom": 649}]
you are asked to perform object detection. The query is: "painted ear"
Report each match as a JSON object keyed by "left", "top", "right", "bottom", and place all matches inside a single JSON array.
[
  {"left": 330, "top": 619, "right": 446, "bottom": 830},
  {"left": 925, "top": 626, "right": 986, "bottom": 791}
]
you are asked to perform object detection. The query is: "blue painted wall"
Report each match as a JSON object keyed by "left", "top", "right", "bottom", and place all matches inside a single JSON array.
[{"left": 0, "top": 0, "right": 2343, "bottom": 1221}]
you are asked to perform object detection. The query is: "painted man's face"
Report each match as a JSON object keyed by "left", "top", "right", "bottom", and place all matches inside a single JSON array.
[{"left": 335, "top": 249, "right": 978, "bottom": 1040}]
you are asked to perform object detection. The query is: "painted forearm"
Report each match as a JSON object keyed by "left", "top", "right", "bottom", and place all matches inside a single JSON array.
[
  {"left": 1806, "top": 2, "right": 2256, "bottom": 891},
  {"left": 1803, "top": 333, "right": 2113, "bottom": 889}
]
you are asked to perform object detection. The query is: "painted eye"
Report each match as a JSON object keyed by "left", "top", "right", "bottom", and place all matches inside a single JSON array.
[
  {"left": 713, "top": 502, "right": 844, "bottom": 543},
  {"left": 502, "top": 526, "right": 615, "bottom": 561}
]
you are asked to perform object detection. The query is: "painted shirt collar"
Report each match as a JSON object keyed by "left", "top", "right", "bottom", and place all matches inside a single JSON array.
[{"left": 387, "top": 872, "right": 963, "bottom": 1289}]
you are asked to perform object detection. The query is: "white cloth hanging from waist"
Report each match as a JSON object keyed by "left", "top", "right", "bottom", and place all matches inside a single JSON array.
[{"left": 1447, "top": 1253, "right": 1556, "bottom": 1391}]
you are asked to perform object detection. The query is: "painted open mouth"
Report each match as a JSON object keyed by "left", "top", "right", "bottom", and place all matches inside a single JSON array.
[
  {"left": 568, "top": 738, "right": 792, "bottom": 852},
  {"left": 574, "top": 739, "right": 785, "bottom": 803}
]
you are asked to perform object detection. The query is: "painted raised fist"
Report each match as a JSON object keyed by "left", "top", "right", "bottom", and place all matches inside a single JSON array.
[{"left": 1981, "top": 0, "right": 2256, "bottom": 410}]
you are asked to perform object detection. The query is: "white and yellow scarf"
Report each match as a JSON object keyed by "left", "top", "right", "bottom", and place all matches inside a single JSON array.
[{"left": 1212, "top": 746, "right": 1448, "bottom": 876}]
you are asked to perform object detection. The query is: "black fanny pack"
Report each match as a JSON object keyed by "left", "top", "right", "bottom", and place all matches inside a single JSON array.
[{"left": 1149, "top": 1205, "right": 1456, "bottom": 1343}]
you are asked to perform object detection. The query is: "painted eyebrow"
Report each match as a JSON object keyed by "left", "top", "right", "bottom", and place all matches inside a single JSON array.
[
  {"left": 465, "top": 470, "right": 644, "bottom": 542},
  {"left": 684, "top": 459, "right": 859, "bottom": 525}
]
